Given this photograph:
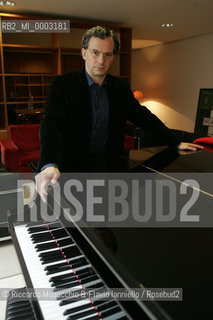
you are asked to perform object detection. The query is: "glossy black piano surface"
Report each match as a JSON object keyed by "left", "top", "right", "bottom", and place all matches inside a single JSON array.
[
  {"left": 8, "top": 146, "right": 213, "bottom": 320},
  {"left": 129, "top": 145, "right": 213, "bottom": 173},
  {"left": 59, "top": 147, "right": 213, "bottom": 320}
]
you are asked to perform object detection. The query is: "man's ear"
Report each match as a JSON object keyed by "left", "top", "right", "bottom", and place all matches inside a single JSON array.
[{"left": 81, "top": 48, "right": 86, "bottom": 61}]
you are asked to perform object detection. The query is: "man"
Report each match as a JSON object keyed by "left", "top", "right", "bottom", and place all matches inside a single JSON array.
[{"left": 36, "top": 26, "right": 202, "bottom": 202}]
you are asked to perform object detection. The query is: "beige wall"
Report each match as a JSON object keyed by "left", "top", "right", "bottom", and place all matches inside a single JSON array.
[{"left": 132, "top": 33, "right": 213, "bottom": 132}]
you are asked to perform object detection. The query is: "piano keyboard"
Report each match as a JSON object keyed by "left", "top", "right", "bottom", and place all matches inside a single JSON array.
[{"left": 14, "top": 220, "right": 130, "bottom": 320}]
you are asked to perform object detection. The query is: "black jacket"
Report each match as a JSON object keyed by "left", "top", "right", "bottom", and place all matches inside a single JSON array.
[{"left": 39, "top": 69, "right": 179, "bottom": 171}]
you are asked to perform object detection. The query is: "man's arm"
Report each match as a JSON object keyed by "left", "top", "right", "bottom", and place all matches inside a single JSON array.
[
  {"left": 123, "top": 81, "right": 203, "bottom": 151},
  {"left": 37, "top": 76, "right": 66, "bottom": 201},
  {"left": 39, "top": 76, "right": 67, "bottom": 170}
]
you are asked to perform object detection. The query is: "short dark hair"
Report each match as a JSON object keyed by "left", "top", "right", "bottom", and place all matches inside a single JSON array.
[{"left": 81, "top": 26, "right": 120, "bottom": 54}]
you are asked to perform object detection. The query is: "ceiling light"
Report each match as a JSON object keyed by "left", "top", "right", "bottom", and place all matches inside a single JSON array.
[
  {"left": 161, "top": 23, "right": 174, "bottom": 28},
  {"left": 0, "top": 1, "right": 15, "bottom": 6}
]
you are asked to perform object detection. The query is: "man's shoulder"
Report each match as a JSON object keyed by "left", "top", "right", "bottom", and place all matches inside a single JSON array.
[
  {"left": 107, "top": 74, "right": 131, "bottom": 92},
  {"left": 107, "top": 74, "right": 130, "bottom": 87},
  {"left": 51, "top": 69, "right": 86, "bottom": 86}
]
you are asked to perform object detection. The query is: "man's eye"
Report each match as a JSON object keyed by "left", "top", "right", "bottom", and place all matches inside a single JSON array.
[
  {"left": 105, "top": 53, "right": 113, "bottom": 57},
  {"left": 93, "top": 51, "right": 99, "bottom": 55}
]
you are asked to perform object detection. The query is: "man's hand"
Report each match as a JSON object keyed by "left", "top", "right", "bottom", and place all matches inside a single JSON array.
[
  {"left": 35, "top": 166, "right": 60, "bottom": 203},
  {"left": 177, "top": 142, "right": 204, "bottom": 155},
  {"left": 177, "top": 142, "right": 204, "bottom": 151}
]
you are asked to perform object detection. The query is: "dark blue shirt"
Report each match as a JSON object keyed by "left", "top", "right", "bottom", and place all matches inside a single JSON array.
[{"left": 85, "top": 70, "right": 109, "bottom": 154}]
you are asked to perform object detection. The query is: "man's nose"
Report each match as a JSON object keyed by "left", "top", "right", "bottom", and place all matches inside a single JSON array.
[{"left": 97, "top": 53, "right": 105, "bottom": 63}]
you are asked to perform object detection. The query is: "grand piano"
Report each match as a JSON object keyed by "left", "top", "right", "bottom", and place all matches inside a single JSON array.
[{"left": 7, "top": 146, "right": 213, "bottom": 320}]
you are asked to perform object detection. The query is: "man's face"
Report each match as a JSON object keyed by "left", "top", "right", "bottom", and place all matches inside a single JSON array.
[{"left": 81, "top": 36, "right": 115, "bottom": 83}]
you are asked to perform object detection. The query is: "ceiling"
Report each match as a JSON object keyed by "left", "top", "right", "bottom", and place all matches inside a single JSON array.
[{"left": 2, "top": 0, "right": 213, "bottom": 48}]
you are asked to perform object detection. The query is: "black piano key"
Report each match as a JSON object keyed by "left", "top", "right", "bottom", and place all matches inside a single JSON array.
[
  {"left": 30, "top": 232, "right": 54, "bottom": 243},
  {"left": 7, "top": 311, "right": 35, "bottom": 320},
  {"left": 40, "top": 251, "right": 65, "bottom": 264},
  {"left": 53, "top": 274, "right": 99, "bottom": 292},
  {"left": 74, "top": 273, "right": 99, "bottom": 285},
  {"left": 7, "top": 304, "right": 33, "bottom": 314},
  {"left": 35, "top": 240, "right": 61, "bottom": 252},
  {"left": 42, "top": 256, "right": 64, "bottom": 264},
  {"left": 63, "top": 300, "right": 102, "bottom": 316},
  {"left": 45, "top": 262, "right": 70, "bottom": 275},
  {"left": 7, "top": 317, "right": 35, "bottom": 320},
  {"left": 65, "top": 307, "right": 98, "bottom": 320},
  {"left": 29, "top": 226, "right": 63, "bottom": 236},
  {"left": 28, "top": 226, "right": 47, "bottom": 233},
  {"left": 69, "top": 257, "right": 88, "bottom": 268},
  {"left": 68, "top": 308, "right": 120, "bottom": 320},
  {"left": 63, "top": 299, "right": 115, "bottom": 316},
  {"left": 35, "top": 237, "right": 73, "bottom": 251},
  {"left": 40, "top": 245, "right": 79, "bottom": 260},
  {"left": 27, "top": 223, "right": 61, "bottom": 233},
  {"left": 50, "top": 267, "right": 95, "bottom": 286},
  {"left": 31, "top": 228, "right": 68, "bottom": 243},
  {"left": 58, "top": 283, "right": 106, "bottom": 303},
  {"left": 40, "top": 248, "right": 72, "bottom": 264},
  {"left": 45, "top": 261, "right": 68, "bottom": 273},
  {"left": 59, "top": 296, "right": 82, "bottom": 306},
  {"left": 53, "top": 276, "right": 80, "bottom": 289},
  {"left": 45, "top": 256, "right": 87, "bottom": 275},
  {"left": 7, "top": 301, "right": 31, "bottom": 308},
  {"left": 53, "top": 274, "right": 99, "bottom": 291},
  {"left": 39, "top": 248, "right": 63, "bottom": 258},
  {"left": 48, "top": 258, "right": 88, "bottom": 279},
  {"left": 62, "top": 246, "right": 82, "bottom": 259},
  {"left": 50, "top": 265, "right": 94, "bottom": 281},
  {"left": 53, "top": 281, "right": 80, "bottom": 292},
  {"left": 39, "top": 245, "right": 74, "bottom": 259},
  {"left": 50, "top": 271, "right": 76, "bottom": 284},
  {"left": 26, "top": 221, "right": 58, "bottom": 228},
  {"left": 74, "top": 305, "right": 123, "bottom": 320},
  {"left": 66, "top": 314, "right": 100, "bottom": 320},
  {"left": 31, "top": 228, "right": 66, "bottom": 242},
  {"left": 40, "top": 246, "right": 81, "bottom": 264},
  {"left": 64, "top": 306, "right": 94, "bottom": 317},
  {"left": 51, "top": 274, "right": 81, "bottom": 287}
]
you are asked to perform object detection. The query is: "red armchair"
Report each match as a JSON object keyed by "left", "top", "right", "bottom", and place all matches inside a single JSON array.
[
  {"left": 193, "top": 137, "right": 213, "bottom": 153},
  {"left": 124, "top": 135, "right": 136, "bottom": 150},
  {"left": 0, "top": 124, "right": 40, "bottom": 172}
]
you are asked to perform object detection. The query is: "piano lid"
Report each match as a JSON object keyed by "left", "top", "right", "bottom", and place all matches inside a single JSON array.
[{"left": 76, "top": 224, "right": 213, "bottom": 320}]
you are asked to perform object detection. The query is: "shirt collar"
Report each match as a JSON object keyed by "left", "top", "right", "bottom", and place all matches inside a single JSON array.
[{"left": 85, "top": 69, "right": 107, "bottom": 87}]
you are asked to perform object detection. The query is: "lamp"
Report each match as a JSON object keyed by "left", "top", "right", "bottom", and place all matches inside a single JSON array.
[{"left": 133, "top": 89, "right": 144, "bottom": 101}]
